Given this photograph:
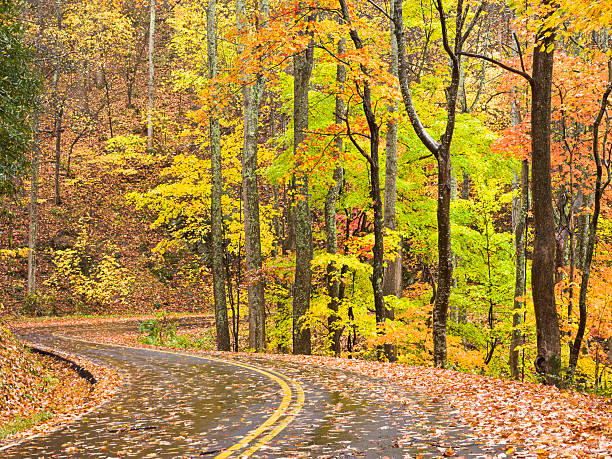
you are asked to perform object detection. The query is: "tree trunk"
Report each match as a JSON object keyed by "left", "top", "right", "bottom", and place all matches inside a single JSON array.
[
  {"left": 27, "top": 116, "right": 40, "bottom": 295},
  {"left": 104, "top": 75, "right": 113, "bottom": 138},
  {"left": 237, "top": 0, "right": 268, "bottom": 351},
  {"left": 510, "top": 159, "right": 529, "bottom": 379},
  {"left": 339, "top": 0, "right": 392, "bottom": 362},
  {"left": 53, "top": 104, "right": 63, "bottom": 205},
  {"left": 292, "top": 31, "right": 314, "bottom": 355},
  {"left": 52, "top": 3, "right": 63, "bottom": 206},
  {"left": 325, "top": 38, "right": 346, "bottom": 357},
  {"left": 530, "top": 28, "right": 561, "bottom": 380},
  {"left": 575, "top": 191, "right": 591, "bottom": 272},
  {"left": 208, "top": 0, "right": 230, "bottom": 351},
  {"left": 382, "top": 5, "right": 400, "bottom": 361},
  {"left": 461, "top": 171, "right": 470, "bottom": 199},
  {"left": 429, "top": 1, "right": 463, "bottom": 369},
  {"left": 433, "top": 137, "right": 454, "bottom": 368},
  {"left": 147, "top": 0, "right": 155, "bottom": 150}
]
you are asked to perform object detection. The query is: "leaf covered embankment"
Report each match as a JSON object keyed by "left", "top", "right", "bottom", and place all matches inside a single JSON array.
[{"left": 0, "top": 320, "right": 120, "bottom": 445}]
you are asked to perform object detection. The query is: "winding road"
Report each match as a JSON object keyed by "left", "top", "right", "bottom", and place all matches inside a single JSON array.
[{"left": 5, "top": 320, "right": 498, "bottom": 458}]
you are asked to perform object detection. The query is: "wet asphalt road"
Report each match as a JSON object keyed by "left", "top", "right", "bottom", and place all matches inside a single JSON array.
[{"left": 4, "top": 321, "right": 500, "bottom": 458}]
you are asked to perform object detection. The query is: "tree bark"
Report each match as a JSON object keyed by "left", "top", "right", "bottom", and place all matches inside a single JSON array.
[
  {"left": 237, "top": 0, "right": 268, "bottom": 351},
  {"left": 510, "top": 159, "right": 528, "bottom": 379},
  {"left": 147, "top": 0, "right": 155, "bottom": 150},
  {"left": 53, "top": 104, "right": 63, "bottom": 205},
  {"left": 292, "top": 26, "right": 314, "bottom": 355},
  {"left": 382, "top": 2, "right": 400, "bottom": 361},
  {"left": 530, "top": 27, "right": 561, "bottom": 379},
  {"left": 325, "top": 37, "right": 346, "bottom": 357},
  {"left": 208, "top": 0, "right": 230, "bottom": 351},
  {"left": 52, "top": 2, "right": 63, "bottom": 206},
  {"left": 27, "top": 115, "right": 40, "bottom": 295},
  {"left": 575, "top": 191, "right": 591, "bottom": 272}
]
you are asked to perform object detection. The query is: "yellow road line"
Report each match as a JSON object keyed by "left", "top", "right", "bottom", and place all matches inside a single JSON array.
[
  {"left": 239, "top": 372, "right": 305, "bottom": 458},
  {"left": 50, "top": 333, "right": 303, "bottom": 458}
]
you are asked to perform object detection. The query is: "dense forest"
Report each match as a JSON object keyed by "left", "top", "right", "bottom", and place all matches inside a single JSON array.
[{"left": 1, "top": 0, "right": 611, "bottom": 392}]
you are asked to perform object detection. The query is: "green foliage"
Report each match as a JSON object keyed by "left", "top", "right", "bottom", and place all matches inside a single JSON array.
[
  {"left": 139, "top": 313, "right": 178, "bottom": 345},
  {"left": 0, "top": 0, "right": 40, "bottom": 196},
  {"left": 0, "top": 410, "right": 53, "bottom": 439},
  {"left": 138, "top": 313, "right": 215, "bottom": 350}
]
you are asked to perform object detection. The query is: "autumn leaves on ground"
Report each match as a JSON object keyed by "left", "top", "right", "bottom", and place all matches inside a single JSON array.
[{"left": 1, "top": 0, "right": 612, "bottom": 456}]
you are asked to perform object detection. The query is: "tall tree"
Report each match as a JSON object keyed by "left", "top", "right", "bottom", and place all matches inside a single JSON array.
[
  {"left": 456, "top": 2, "right": 562, "bottom": 380},
  {"left": 383, "top": 0, "right": 401, "bottom": 302},
  {"left": 528, "top": 12, "right": 561, "bottom": 380},
  {"left": 382, "top": 0, "right": 401, "bottom": 361},
  {"left": 292, "top": 8, "right": 315, "bottom": 355},
  {"left": 237, "top": 0, "right": 268, "bottom": 351},
  {"left": 569, "top": 72, "right": 612, "bottom": 373},
  {"left": 509, "top": 77, "right": 527, "bottom": 379},
  {"left": 208, "top": 0, "right": 230, "bottom": 351},
  {"left": 0, "top": 0, "right": 39, "bottom": 196},
  {"left": 338, "top": 0, "right": 395, "bottom": 362},
  {"left": 510, "top": 159, "right": 529, "bottom": 379},
  {"left": 393, "top": 0, "right": 484, "bottom": 367},
  {"left": 51, "top": 0, "right": 63, "bottom": 206},
  {"left": 325, "top": 37, "right": 345, "bottom": 357},
  {"left": 147, "top": 0, "right": 155, "bottom": 150}
]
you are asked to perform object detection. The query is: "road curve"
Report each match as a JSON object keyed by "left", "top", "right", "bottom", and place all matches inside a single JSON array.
[{"left": 5, "top": 321, "right": 496, "bottom": 458}]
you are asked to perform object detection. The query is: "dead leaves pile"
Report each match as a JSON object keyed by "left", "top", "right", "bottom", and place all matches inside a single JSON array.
[
  {"left": 0, "top": 322, "right": 54, "bottom": 425},
  {"left": 264, "top": 355, "right": 612, "bottom": 457},
  {"left": 0, "top": 321, "right": 120, "bottom": 447}
]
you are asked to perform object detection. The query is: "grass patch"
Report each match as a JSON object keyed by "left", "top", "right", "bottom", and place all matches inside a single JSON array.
[{"left": 0, "top": 411, "right": 54, "bottom": 439}]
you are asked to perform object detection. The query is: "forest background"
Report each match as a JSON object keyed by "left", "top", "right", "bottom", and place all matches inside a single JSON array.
[{"left": 1, "top": 0, "right": 612, "bottom": 391}]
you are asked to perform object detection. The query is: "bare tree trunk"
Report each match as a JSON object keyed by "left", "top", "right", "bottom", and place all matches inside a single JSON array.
[
  {"left": 531, "top": 25, "right": 561, "bottom": 380},
  {"left": 104, "top": 75, "right": 113, "bottom": 138},
  {"left": 27, "top": 115, "right": 40, "bottom": 295},
  {"left": 292, "top": 23, "right": 314, "bottom": 355},
  {"left": 52, "top": 1, "right": 63, "bottom": 206},
  {"left": 237, "top": 0, "right": 268, "bottom": 351},
  {"left": 382, "top": 2, "right": 400, "bottom": 361},
  {"left": 53, "top": 104, "right": 63, "bottom": 205},
  {"left": 325, "top": 38, "right": 345, "bottom": 357},
  {"left": 575, "top": 191, "right": 591, "bottom": 272},
  {"left": 147, "top": 0, "right": 155, "bottom": 150},
  {"left": 208, "top": 0, "right": 230, "bottom": 351},
  {"left": 510, "top": 159, "right": 528, "bottom": 379}
]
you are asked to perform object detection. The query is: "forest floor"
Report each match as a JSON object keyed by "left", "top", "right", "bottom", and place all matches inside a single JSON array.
[
  {"left": 0, "top": 319, "right": 120, "bottom": 449},
  {"left": 11, "top": 315, "right": 609, "bottom": 458}
]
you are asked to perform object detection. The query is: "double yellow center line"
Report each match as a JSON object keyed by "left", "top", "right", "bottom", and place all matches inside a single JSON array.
[{"left": 51, "top": 333, "right": 304, "bottom": 458}]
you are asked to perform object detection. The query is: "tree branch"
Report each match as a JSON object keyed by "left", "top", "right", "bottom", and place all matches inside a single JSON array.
[{"left": 458, "top": 51, "right": 534, "bottom": 87}]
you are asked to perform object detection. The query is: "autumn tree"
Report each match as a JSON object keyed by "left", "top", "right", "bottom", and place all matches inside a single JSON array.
[
  {"left": 237, "top": 0, "right": 268, "bottom": 352},
  {"left": 208, "top": 0, "right": 231, "bottom": 351},
  {"left": 292, "top": 5, "right": 315, "bottom": 355},
  {"left": 393, "top": 0, "right": 485, "bottom": 367}
]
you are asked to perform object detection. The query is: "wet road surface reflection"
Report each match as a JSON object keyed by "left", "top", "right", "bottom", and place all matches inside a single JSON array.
[{"left": 6, "top": 321, "right": 497, "bottom": 458}]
